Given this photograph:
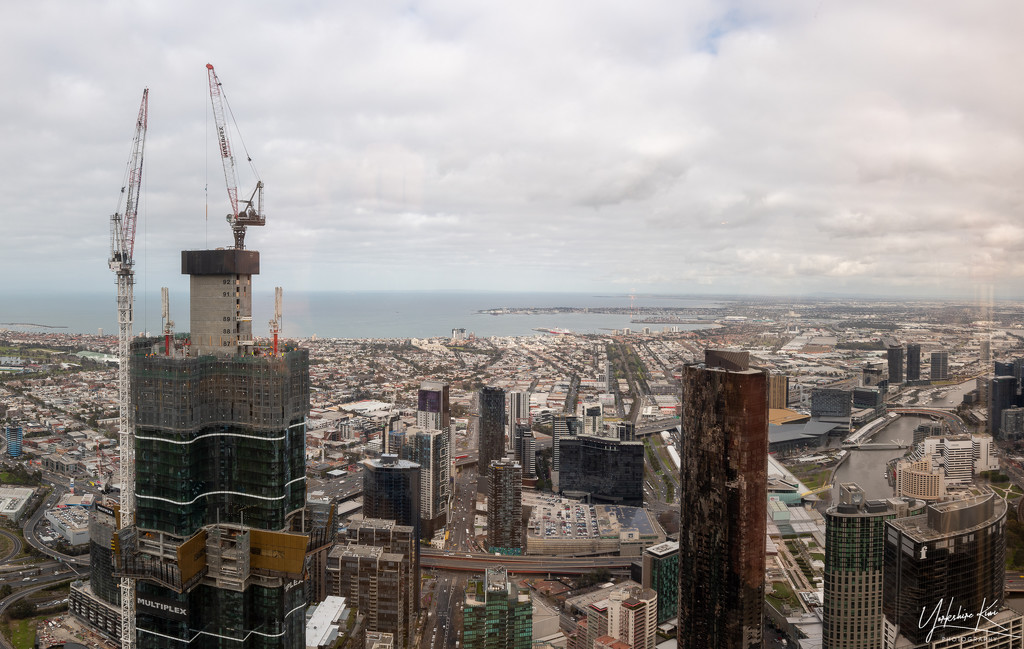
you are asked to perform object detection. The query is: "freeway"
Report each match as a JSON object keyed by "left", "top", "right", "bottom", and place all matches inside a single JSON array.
[
  {"left": 421, "top": 548, "right": 634, "bottom": 574},
  {"left": 0, "top": 528, "right": 22, "bottom": 563},
  {"left": 0, "top": 571, "right": 76, "bottom": 649}
]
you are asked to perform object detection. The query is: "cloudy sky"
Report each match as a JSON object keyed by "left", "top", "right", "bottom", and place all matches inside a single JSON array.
[{"left": 2, "top": 1, "right": 1023, "bottom": 300}]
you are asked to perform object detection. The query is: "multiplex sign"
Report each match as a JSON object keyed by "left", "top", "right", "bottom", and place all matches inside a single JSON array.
[{"left": 136, "top": 595, "right": 188, "bottom": 622}]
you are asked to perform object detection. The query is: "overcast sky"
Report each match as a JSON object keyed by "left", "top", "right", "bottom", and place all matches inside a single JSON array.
[{"left": 2, "top": 1, "right": 1023, "bottom": 300}]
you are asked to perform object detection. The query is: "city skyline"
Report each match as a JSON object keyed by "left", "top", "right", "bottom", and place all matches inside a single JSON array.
[{"left": 2, "top": 2, "right": 1023, "bottom": 299}]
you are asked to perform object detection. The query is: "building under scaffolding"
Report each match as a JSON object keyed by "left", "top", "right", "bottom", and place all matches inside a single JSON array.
[{"left": 114, "top": 247, "right": 316, "bottom": 649}]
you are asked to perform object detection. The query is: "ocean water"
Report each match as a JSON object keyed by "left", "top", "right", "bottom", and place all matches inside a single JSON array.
[{"left": 0, "top": 291, "right": 721, "bottom": 339}]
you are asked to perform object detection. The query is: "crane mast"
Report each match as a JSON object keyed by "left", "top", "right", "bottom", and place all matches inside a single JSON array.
[
  {"left": 206, "top": 63, "right": 265, "bottom": 249},
  {"left": 109, "top": 88, "right": 147, "bottom": 649}
]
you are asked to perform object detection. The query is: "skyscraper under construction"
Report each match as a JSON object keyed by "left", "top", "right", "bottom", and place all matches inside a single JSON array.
[{"left": 122, "top": 247, "right": 312, "bottom": 648}]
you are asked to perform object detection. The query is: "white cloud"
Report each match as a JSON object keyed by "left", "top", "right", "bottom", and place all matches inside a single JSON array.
[{"left": 0, "top": 0, "right": 1022, "bottom": 298}]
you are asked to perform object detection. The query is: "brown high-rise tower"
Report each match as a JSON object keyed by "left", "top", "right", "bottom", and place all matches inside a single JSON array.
[{"left": 678, "top": 350, "right": 767, "bottom": 649}]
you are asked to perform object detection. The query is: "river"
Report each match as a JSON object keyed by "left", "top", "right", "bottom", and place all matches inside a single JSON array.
[{"left": 830, "top": 379, "right": 976, "bottom": 501}]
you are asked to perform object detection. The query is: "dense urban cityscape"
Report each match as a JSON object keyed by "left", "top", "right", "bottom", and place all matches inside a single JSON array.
[
  {"left": 2, "top": 285, "right": 1024, "bottom": 648},
  {"left": 2, "top": 3, "right": 1019, "bottom": 647}
]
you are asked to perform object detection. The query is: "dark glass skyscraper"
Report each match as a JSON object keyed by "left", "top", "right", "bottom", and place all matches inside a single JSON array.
[
  {"left": 887, "top": 346, "right": 905, "bottom": 384},
  {"left": 558, "top": 431, "right": 643, "bottom": 506},
  {"left": 906, "top": 343, "right": 921, "bottom": 382},
  {"left": 478, "top": 386, "right": 506, "bottom": 480},
  {"left": 362, "top": 455, "right": 422, "bottom": 537},
  {"left": 882, "top": 492, "right": 1006, "bottom": 646},
  {"left": 678, "top": 350, "right": 767, "bottom": 649}
]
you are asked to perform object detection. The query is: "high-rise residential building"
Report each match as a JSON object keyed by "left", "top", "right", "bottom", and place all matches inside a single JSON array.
[
  {"left": 767, "top": 373, "right": 789, "bottom": 409},
  {"left": 463, "top": 567, "right": 532, "bottom": 649},
  {"left": 327, "top": 545, "right": 411, "bottom": 647},
  {"left": 823, "top": 484, "right": 919, "bottom": 649},
  {"left": 513, "top": 424, "right": 536, "bottom": 478},
  {"left": 905, "top": 343, "right": 921, "bottom": 382},
  {"left": 558, "top": 431, "right": 644, "bottom": 506},
  {"left": 487, "top": 459, "right": 523, "bottom": 555},
  {"left": 126, "top": 247, "right": 310, "bottom": 647},
  {"left": 882, "top": 492, "right": 1006, "bottom": 647},
  {"left": 403, "top": 426, "right": 449, "bottom": 536},
  {"left": 980, "top": 339, "right": 992, "bottom": 363},
  {"left": 989, "top": 374, "right": 1016, "bottom": 438},
  {"left": 508, "top": 391, "right": 531, "bottom": 441},
  {"left": 930, "top": 350, "right": 949, "bottom": 381},
  {"left": 585, "top": 582, "right": 658, "bottom": 649},
  {"left": 5, "top": 424, "right": 21, "bottom": 458},
  {"left": 362, "top": 455, "right": 422, "bottom": 539},
  {"left": 416, "top": 380, "right": 450, "bottom": 431},
  {"left": 416, "top": 380, "right": 451, "bottom": 501},
  {"left": 326, "top": 518, "right": 418, "bottom": 648},
  {"left": 641, "top": 541, "right": 678, "bottom": 625},
  {"left": 478, "top": 386, "right": 506, "bottom": 481},
  {"left": 678, "top": 350, "right": 767, "bottom": 649},
  {"left": 887, "top": 346, "right": 905, "bottom": 384}
]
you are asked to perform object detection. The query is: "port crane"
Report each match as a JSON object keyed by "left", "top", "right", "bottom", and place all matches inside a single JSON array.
[
  {"left": 108, "top": 88, "right": 147, "bottom": 649},
  {"left": 206, "top": 63, "right": 265, "bottom": 249}
]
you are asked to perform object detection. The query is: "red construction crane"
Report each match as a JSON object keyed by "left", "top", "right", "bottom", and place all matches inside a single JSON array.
[{"left": 206, "top": 63, "right": 265, "bottom": 249}]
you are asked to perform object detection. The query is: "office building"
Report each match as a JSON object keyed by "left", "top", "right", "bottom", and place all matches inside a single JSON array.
[
  {"left": 403, "top": 426, "right": 448, "bottom": 536},
  {"left": 887, "top": 346, "right": 904, "bottom": 384},
  {"left": 5, "top": 424, "right": 21, "bottom": 458},
  {"left": 463, "top": 567, "right": 532, "bottom": 649},
  {"left": 513, "top": 424, "right": 537, "bottom": 478},
  {"left": 508, "top": 391, "right": 531, "bottom": 440},
  {"left": 641, "top": 541, "right": 678, "bottom": 625},
  {"left": 487, "top": 459, "right": 523, "bottom": 555},
  {"left": 930, "top": 350, "right": 949, "bottom": 381},
  {"left": 89, "top": 501, "right": 120, "bottom": 607},
  {"left": 882, "top": 492, "right": 1006, "bottom": 647},
  {"left": 478, "top": 386, "right": 506, "bottom": 481},
  {"left": 552, "top": 413, "right": 581, "bottom": 474},
  {"left": 362, "top": 455, "right": 422, "bottom": 539},
  {"left": 810, "top": 388, "right": 852, "bottom": 418},
  {"left": 582, "top": 405, "right": 602, "bottom": 436},
  {"left": 906, "top": 343, "right": 921, "bottom": 382},
  {"left": 823, "top": 484, "right": 919, "bottom": 649},
  {"left": 678, "top": 350, "right": 767, "bottom": 649},
  {"left": 852, "top": 386, "right": 884, "bottom": 417},
  {"left": 559, "top": 432, "right": 643, "bottom": 506},
  {"left": 861, "top": 363, "right": 885, "bottom": 387},
  {"left": 127, "top": 247, "right": 310, "bottom": 648},
  {"left": 989, "top": 374, "right": 1016, "bottom": 438},
  {"left": 980, "top": 339, "right": 991, "bottom": 363},
  {"left": 1002, "top": 406, "right": 1024, "bottom": 438}
]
